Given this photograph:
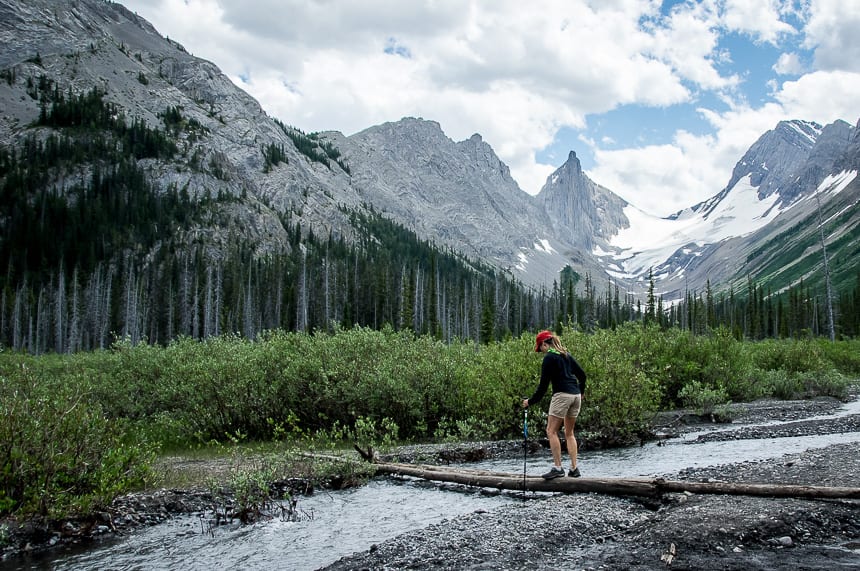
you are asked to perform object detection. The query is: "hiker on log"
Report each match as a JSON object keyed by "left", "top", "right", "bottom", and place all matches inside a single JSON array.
[{"left": 522, "top": 330, "right": 587, "bottom": 480}]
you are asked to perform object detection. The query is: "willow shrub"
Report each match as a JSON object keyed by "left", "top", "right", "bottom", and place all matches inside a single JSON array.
[
  {"left": 3, "top": 328, "right": 856, "bottom": 474},
  {"left": 746, "top": 338, "right": 849, "bottom": 400},
  {"left": 257, "top": 326, "right": 460, "bottom": 442},
  {"left": 453, "top": 334, "right": 541, "bottom": 439},
  {"left": 6, "top": 327, "right": 857, "bottom": 520},
  {"left": 814, "top": 337, "right": 860, "bottom": 375},
  {"left": 0, "top": 362, "right": 155, "bottom": 518},
  {"left": 561, "top": 326, "right": 662, "bottom": 445}
]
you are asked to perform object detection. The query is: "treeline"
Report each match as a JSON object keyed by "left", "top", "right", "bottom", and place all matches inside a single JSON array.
[
  {"left": 0, "top": 202, "right": 551, "bottom": 353},
  {"left": 3, "top": 195, "right": 859, "bottom": 353},
  {"left": 273, "top": 118, "right": 350, "bottom": 173},
  {"left": 660, "top": 275, "right": 860, "bottom": 339},
  {"left": 1, "top": 79, "right": 858, "bottom": 355}
]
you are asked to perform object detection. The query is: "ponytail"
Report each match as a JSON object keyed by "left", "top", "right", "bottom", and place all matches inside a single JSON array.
[{"left": 546, "top": 334, "right": 570, "bottom": 357}]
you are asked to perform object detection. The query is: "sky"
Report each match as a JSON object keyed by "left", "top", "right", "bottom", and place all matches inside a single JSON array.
[{"left": 119, "top": 0, "right": 860, "bottom": 217}]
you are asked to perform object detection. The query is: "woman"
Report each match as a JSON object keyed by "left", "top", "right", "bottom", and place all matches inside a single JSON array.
[{"left": 522, "top": 330, "right": 587, "bottom": 479}]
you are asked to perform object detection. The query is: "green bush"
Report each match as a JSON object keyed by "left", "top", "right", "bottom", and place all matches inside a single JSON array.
[
  {"left": 794, "top": 369, "right": 849, "bottom": 400},
  {"left": 0, "top": 364, "right": 155, "bottom": 518},
  {"left": 767, "top": 370, "right": 805, "bottom": 400},
  {"left": 565, "top": 326, "right": 662, "bottom": 445},
  {"left": 678, "top": 380, "right": 730, "bottom": 415},
  {"left": 2, "top": 325, "right": 857, "bottom": 507},
  {"left": 815, "top": 338, "right": 860, "bottom": 375},
  {"left": 748, "top": 338, "right": 829, "bottom": 374}
]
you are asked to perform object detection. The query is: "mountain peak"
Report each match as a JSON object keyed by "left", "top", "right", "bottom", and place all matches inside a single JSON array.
[
  {"left": 562, "top": 150, "right": 583, "bottom": 176},
  {"left": 538, "top": 150, "right": 628, "bottom": 252},
  {"left": 773, "top": 119, "right": 823, "bottom": 147}
]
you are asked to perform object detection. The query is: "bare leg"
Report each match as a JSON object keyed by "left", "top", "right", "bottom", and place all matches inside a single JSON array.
[
  {"left": 563, "top": 416, "right": 578, "bottom": 468},
  {"left": 546, "top": 415, "right": 564, "bottom": 467}
]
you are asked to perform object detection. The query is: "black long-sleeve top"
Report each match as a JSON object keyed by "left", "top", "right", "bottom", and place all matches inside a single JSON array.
[{"left": 527, "top": 349, "right": 587, "bottom": 406}]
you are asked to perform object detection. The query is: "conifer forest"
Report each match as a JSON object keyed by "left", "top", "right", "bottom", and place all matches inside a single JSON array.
[{"left": 1, "top": 80, "right": 859, "bottom": 355}]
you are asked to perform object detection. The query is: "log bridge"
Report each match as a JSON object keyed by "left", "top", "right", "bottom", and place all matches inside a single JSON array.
[{"left": 370, "top": 461, "right": 860, "bottom": 501}]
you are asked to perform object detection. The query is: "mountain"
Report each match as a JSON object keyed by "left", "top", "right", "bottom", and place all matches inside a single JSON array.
[
  {"left": 700, "top": 121, "right": 860, "bottom": 300},
  {"left": 0, "top": 0, "right": 375, "bottom": 257},
  {"left": 1, "top": 0, "right": 858, "bottom": 341},
  {"left": 321, "top": 119, "right": 584, "bottom": 284},
  {"left": 594, "top": 118, "right": 860, "bottom": 300}
]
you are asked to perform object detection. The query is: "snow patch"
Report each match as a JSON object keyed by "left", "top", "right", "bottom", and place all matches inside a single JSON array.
[
  {"left": 815, "top": 170, "right": 857, "bottom": 196},
  {"left": 600, "top": 175, "right": 784, "bottom": 279},
  {"left": 788, "top": 121, "right": 821, "bottom": 144},
  {"left": 515, "top": 251, "right": 529, "bottom": 272},
  {"left": 534, "top": 239, "right": 557, "bottom": 255}
]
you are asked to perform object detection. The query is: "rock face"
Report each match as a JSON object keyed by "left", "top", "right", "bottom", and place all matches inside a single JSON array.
[
  {"left": 326, "top": 119, "right": 613, "bottom": 284},
  {"left": 329, "top": 119, "right": 560, "bottom": 268},
  {"left": 0, "top": 0, "right": 366, "bottom": 259},
  {"left": 538, "top": 151, "right": 629, "bottom": 252},
  {"left": 697, "top": 119, "right": 854, "bottom": 217}
]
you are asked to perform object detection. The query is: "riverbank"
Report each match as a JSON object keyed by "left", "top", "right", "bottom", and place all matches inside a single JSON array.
[
  {"left": 2, "top": 394, "right": 859, "bottom": 569},
  {"left": 323, "top": 395, "right": 860, "bottom": 570}
]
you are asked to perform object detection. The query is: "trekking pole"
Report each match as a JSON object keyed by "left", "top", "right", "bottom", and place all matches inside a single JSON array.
[{"left": 522, "top": 400, "right": 528, "bottom": 501}]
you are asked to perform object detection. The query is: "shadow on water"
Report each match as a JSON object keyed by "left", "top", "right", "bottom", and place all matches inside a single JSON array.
[{"left": 6, "top": 398, "right": 860, "bottom": 571}]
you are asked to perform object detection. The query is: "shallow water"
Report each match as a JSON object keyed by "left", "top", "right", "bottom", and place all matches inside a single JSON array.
[
  {"left": 474, "top": 397, "right": 860, "bottom": 478},
  {"left": 6, "top": 399, "right": 860, "bottom": 571},
  {"left": 474, "top": 430, "right": 860, "bottom": 479},
  {"left": 8, "top": 480, "right": 510, "bottom": 571}
]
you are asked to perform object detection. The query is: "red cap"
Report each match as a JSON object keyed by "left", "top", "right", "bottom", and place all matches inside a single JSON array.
[{"left": 535, "top": 330, "right": 553, "bottom": 352}]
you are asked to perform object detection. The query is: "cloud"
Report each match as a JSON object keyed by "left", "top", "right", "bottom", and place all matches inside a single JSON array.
[
  {"left": 721, "top": 0, "right": 798, "bottom": 44},
  {"left": 803, "top": 0, "right": 860, "bottom": 72},
  {"left": 121, "top": 0, "right": 857, "bottom": 215},
  {"left": 776, "top": 70, "right": 860, "bottom": 123},
  {"left": 773, "top": 52, "right": 805, "bottom": 75},
  {"left": 189, "top": 0, "right": 715, "bottom": 195},
  {"left": 586, "top": 132, "right": 734, "bottom": 218},
  {"left": 649, "top": 2, "right": 738, "bottom": 91}
]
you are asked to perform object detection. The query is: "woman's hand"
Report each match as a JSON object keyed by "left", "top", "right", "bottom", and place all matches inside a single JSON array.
[{"left": 521, "top": 399, "right": 529, "bottom": 409}]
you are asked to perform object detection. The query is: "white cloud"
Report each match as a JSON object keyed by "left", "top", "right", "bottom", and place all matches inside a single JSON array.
[
  {"left": 775, "top": 70, "right": 860, "bottom": 123},
  {"left": 773, "top": 52, "right": 805, "bottom": 75},
  {"left": 721, "top": 0, "right": 798, "bottom": 44},
  {"left": 803, "top": 0, "right": 860, "bottom": 72},
  {"left": 649, "top": 1, "right": 738, "bottom": 91},
  {"left": 587, "top": 133, "right": 730, "bottom": 218}
]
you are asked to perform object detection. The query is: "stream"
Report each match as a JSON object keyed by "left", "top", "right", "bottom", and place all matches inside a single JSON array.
[{"left": 6, "top": 398, "right": 860, "bottom": 571}]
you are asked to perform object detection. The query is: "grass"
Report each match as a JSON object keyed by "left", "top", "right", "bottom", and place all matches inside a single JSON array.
[{"left": 149, "top": 441, "right": 378, "bottom": 492}]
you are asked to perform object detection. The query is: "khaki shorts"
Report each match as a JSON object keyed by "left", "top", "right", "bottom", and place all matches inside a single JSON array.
[{"left": 548, "top": 392, "right": 582, "bottom": 419}]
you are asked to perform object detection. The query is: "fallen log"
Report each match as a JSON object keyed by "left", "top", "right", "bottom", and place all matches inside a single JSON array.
[{"left": 373, "top": 461, "right": 860, "bottom": 500}]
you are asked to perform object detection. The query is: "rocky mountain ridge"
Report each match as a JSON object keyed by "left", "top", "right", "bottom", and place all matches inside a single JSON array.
[
  {"left": 1, "top": 0, "right": 858, "bottom": 301},
  {"left": 610, "top": 118, "right": 860, "bottom": 298}
]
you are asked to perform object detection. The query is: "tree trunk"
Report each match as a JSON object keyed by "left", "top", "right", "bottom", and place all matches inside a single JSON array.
[{"left": 372, "top": 461, "right": 860, "bottom": 500}]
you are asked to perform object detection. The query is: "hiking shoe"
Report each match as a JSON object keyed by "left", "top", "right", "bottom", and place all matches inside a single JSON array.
[
  {"left": 568, "top": 467, "right": 581, "bottom": 478},
  {"left": 542, "top": 467, "right": 565, "bottom": 480}
]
